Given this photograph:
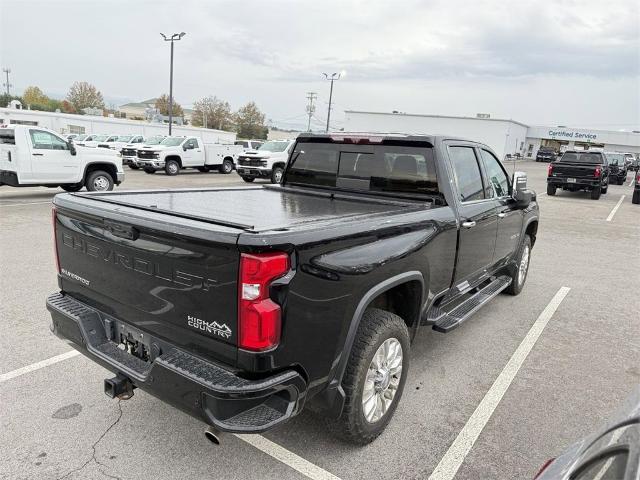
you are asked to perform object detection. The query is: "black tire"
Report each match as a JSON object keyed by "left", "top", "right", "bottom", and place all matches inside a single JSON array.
[
  {"left": 601, "top": 184, "right": 608, "bottom": 194},
  {"left": 617, "top": 177, "right": 625, "bottom": 185},
  {"left": 143, "top": 168, "right": 156, "bottom": 174},
  {"left": 504, "top": 234, "right": 532, "bottom": 296},
  {"left": 632, "top": 189, "right": 640, "bottom": 204},
  {"left": 327, "top": 308, "right": 410, "bottom": 445},
  {"left": 197, "top": 166, "right": 208, "bottom": 173},
  {"left": 546, "top": 184, "right": 556, "bottom": 196},
  {"left": 241, "top": 176, "right": 255, "bottom": 183},
  {"left": 271, "top": 166, "right": 284, "bottom": 184},
  {"left": 129, "top": 164, "right": 139, "bottom": 170},
  {"left": 165, "top": 159, "right": 180, "bottom": 176},
  {"left": 85, "top": 170, "right": 114, "bottom": 192},
  {"left": 219, "top": 159, "right": 234, "bottom": 174},
  {"left": 591, "top": 187, "right": 601, "bottom": 200},
  {"left": 61, "top": 184, "right": 83, "bottom": 192}
]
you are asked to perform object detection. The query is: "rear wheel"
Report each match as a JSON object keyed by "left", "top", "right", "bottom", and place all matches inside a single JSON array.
[
  {"left": 61, "top": 184, "right": 82, "bottom": 192},
  {"left": 601, "top": 184, "right": 608, "bottom": 194},
  {"left": 85, "top": 170, "right": 114, "bottom": 192},
  {"left": 591, "top": 187, "right": 601, "bottom": 200},
  {"left": 505, "top": 234, "right": 531, "bottom": 296},
  {"left": 219, "top": 159, "right": 234, "bottom": 174},
  {"left": 241, "top": 176, "right": 255, "bottom": 183},
  {"left": 143, "top": 168, "right": 156, "bottom": 174},
  {"left": 165, "top": 159, "right": 180, "bottom": 176},
  {"left": 326, "top": 308, "right": 409, "bottom": 444},
  {"left": 546, "top": 184, "right": 556, "bottom": 196},
  {"left": 633, "top": 189, "right": 640, "bottom": 204},
  {"left": 271, "top": 166, "right": 284, "bottom": 184},
  {"left": 617, "top": 177, "right": 625, "bottom": 185}
]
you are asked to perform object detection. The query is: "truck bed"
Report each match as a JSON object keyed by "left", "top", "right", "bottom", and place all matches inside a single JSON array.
[{"left": 82, "top": 185, "right": 423, "bottom": 232}]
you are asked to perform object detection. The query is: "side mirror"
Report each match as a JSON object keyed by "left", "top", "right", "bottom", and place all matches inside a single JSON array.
[
  {"left": 512, "top": 171, "right": 531, "bottom": 208},
  {"left": 69, "top": 142, "right": 77, "bottom": 156}
]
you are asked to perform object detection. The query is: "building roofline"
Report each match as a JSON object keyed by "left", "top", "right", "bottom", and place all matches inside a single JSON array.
[{"left": 344, "top": 110, "right": 530, "bottom": 128}]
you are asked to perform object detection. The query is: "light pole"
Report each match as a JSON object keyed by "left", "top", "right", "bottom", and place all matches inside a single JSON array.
[
  {"left": 160, "top": 32, "right": 186, "bottom": 135},
  {"left": 322, "top": 72, "right": 343, "bottom": 132},
  {"left": 305, "top": 92, "right": 317, "bottom": 132},
  {"left": 2, "top": 68, "right": 12, "bottom": 96}
]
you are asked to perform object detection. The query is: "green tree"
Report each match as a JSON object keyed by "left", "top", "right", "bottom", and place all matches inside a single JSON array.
[
  {"left": 22, "top": 86, "right": 49, "bottom": 107},
  {"left": 154, "top": 94, "right": 184, "bottom": 118},
  {"left": 66, "top": 81, "right": 105, "bottom": 111},
  {"left": 234, "top": 102, "right": 267, "bottom": 139},
  {"left": 192, "top": 96, "right": 232, "bottom": 130}
]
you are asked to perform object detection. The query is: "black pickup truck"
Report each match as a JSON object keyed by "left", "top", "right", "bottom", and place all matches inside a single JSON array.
[
  {"left": 47, "top": 133, "right": 539, "bottom": 444},
  {"left": 604, "top": 152, "right": 629, "bottom": 185},
  {"left": 547, "top": 150, "right": 609, "bottom": 199}
]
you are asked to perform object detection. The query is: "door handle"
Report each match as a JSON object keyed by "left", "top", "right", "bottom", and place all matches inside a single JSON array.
[
  {"left": 462, "top": 221, "right": 476, "bottom": 228},
  {"left": 497, "top": 212, "right": 506, "bottom": 218},
  {"left": 32, "top": 153, "right": 44, "bottom": 156}
]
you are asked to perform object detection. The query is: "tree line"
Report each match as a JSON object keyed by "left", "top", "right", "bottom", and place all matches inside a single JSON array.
[{"left": 1, "top": 82, "right": 269, "bottom": 139}]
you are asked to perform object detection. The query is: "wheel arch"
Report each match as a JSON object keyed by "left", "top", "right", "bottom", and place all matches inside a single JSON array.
[
  {"left": 165, "top": 155, "right": 183, "bottom": 167},
  {"left": 524, "top": 218, "right": 538, "bottom": 247},
  {"left": 83, "top": 162, "right": 117, "bottom": 183}
]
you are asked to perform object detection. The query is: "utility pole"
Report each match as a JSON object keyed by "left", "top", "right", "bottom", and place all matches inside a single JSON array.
[
  {"left": 305, "top": 92, "right": 317, "bottom": 132},
  {"left": 160, "top": 32, "right": 186, "bottom": 135},
  {"left": 322, "top": 73, "right": 341, "bottom": 132},
  {"left": 2, "top": 68, "right": 12, "bottom": 96}
]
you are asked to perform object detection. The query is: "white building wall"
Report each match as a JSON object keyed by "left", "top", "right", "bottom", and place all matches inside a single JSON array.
[
  {"left": 526, "top": 125, "right": 640, "bottom": 154},
  {"left": 344, "top": 111, "right": 528, "bottom": 159},
  {"left": 0, "top": 108, "right": 236, "bottom": 144}
]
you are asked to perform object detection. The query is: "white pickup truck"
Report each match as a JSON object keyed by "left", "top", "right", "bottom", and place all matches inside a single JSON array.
[
  {"left": 236, "top": 139, "right": 295, "bottom": 183},
  {"left": 0, "top": 125, "right": 124, "bottom": 192},
  {"left": 136, "top": 136, "right": 243, "bottom": 175},
  {"left": 121, "top": 135, "right": 165, "bottom": 169}
]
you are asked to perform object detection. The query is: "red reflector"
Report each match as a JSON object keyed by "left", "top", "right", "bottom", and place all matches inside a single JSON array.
[
  {"left": 238, "top": 252, "right": 289, "bottom": 351},
  {"left": 594, "top": 165, "right": 601, "bottom": 178},
  {"left": 547, "top": 164, "right": 553, "bottom": 176},
  {"left": 52, "top": 207, "right": 60, "bottom": 273},
  {"left": 533, "top": 457, "right": 555, "bottom": 479}
]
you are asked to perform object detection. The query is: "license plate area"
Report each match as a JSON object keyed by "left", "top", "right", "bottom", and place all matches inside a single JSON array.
[
  {"left": 110, "top": 320, "right": 154, "bottom": 363},
  {"left": 567, "top": 178, "right": 576, "bottom": 183}
]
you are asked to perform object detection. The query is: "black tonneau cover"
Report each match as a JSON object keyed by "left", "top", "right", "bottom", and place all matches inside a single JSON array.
[{"left": 84, "top": 186, "right": 419, "bottom": 233}]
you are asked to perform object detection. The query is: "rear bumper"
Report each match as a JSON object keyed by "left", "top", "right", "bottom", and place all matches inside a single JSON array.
[
  {"left": 46, "top": 292, "right": 307, "bottom": 433},
  {"left": 547, "top": 176, "right": 602, "bottom": 188}
]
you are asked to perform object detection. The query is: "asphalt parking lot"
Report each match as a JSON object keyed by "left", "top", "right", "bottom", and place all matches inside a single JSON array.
[{"left": 1, "top": 161, "right": 638, "bottom": 480}]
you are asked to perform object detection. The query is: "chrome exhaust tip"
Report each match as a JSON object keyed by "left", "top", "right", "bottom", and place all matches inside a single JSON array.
[{"left": 204, "top": 426, "right": 222, "bottom": 445}]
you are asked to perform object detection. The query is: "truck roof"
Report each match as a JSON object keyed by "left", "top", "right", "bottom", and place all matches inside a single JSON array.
[{"left": 296, "top": 132, "right": 482, "bottom": 146}]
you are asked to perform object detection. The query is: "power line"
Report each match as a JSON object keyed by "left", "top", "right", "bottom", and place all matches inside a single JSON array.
[
  {"left": 2, "top": 68, "right": 12, "bottom": 96},
  {"left": 305, "top": 92, "right": 317, "bottom": 132}
]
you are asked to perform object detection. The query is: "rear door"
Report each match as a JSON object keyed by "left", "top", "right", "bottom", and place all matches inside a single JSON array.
[
  {"left": 478, "top": 148, "right": 523, "bottom": 263},
  {"left": 447, "top": 144, "right": 498, "bottom": 288},
  {"left": 27, "top": 129, "right": 78, "bottom": 183}
]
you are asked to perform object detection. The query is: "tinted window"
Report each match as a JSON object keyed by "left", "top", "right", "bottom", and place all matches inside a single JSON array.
[
  {"left": 561, "top": 152, "right": 604, "bottom": 164},
  {"left": 449, "top": 146, "right": 484, "bottom": 202},
  {"left": 286, "top": 142, "right": 439, "bottom": 197},
  {"left": 29, "top": 130, "right": 69, "bottom": 150},
  {"left": 480, "top": 149, "right": 510, "bottom": 197}
]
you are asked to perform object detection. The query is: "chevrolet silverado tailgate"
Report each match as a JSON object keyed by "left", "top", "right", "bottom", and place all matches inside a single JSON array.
[{"left": 53, "top": 194, "right": 241, "bottom": 366}]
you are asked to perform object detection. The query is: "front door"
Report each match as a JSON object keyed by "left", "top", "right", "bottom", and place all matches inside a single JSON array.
[
  {"left": 27, "top": 129, "right": 78, "bottom": 183},
  {"left": 181, "top": 138, "right": 201, "bottom": 166},
  {"left": 478, "top": 148, "right": 523, "bottom": 262},
  {"left": 447, "top": 144, "right": 498, "bottom": 288}
]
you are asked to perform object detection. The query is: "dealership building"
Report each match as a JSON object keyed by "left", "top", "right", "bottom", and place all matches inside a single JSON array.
[{"left": 344, "top": 110, "right": 640, "bottom": 159}]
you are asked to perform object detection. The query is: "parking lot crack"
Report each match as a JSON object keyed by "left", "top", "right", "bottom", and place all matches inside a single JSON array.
[{"left": 56, "top": 400, "right": 124, "bottom": 480}]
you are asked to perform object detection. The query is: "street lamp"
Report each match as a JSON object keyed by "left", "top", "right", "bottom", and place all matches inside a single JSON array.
[
  {"left": 160, "top": 32, "right": 186, "bottom": 135},
  {"left": 322, "top": 71, "right": 344, "bottom": 132}
]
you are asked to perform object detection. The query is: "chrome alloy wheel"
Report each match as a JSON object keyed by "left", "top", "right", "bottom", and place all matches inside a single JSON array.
[
  {"left": 167, "top": 162, "right": 179, "bottom": 174},
  {"left": 93, "top": 175, "right": 110, "bottom": 191},
  {"left": 518, "top": 244, "right": 530, "bottom": 286},
  {"left": 362, "top": 338, "right": 403, "bottom": 423},
  {"left": 273, "top": 168, "right": 283, "bottom": 183}
]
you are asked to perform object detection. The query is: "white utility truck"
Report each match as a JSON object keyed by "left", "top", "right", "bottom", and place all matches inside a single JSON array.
[
  {"left": 0, "top": 125, "right": 124, "bottom": 192},
  {"left": 121, "top": 135, "right": 165, "bottom": 169},
  {"left": 136, "top": 136, "right": 243, "bottom": 175},
  {"left": 236, "top": 139, "right": 295, "bottom": 183}
]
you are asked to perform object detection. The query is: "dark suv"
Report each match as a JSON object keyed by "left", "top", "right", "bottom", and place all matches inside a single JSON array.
[
  {"left": 536, "top": 147, "right": 557, "bottom": 162},
  {"left": 605, "top": 152, "right": 628, "bottom": 185}
]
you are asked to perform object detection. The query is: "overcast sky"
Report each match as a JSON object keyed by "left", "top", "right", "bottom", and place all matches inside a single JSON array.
[{"left": 1, "top": 0, "right": 638, "bottom": 131}]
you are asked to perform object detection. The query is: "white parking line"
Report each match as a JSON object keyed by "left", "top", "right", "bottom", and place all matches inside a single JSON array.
[
  {"left": 428, "top": 286, "right": 571, "bottom": 480},
  {"left": 235, "top": 434, "right": 341, "bottom": 480},
  {"left": 0, "top": 201, "right": 52, "bottom": 207},
  {"left": 2, "top": 349, "right": 339, "bottom": 479},
  {"left": 606, "top": 195, "right": 625, "bottom": 222},
  {"left": 0, "top": 350, "right": 80, "bottom": 383}
]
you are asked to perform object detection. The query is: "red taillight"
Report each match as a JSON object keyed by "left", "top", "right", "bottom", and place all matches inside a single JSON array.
[
  {"left": 533, "top": 457, "right": 555, "bottom": 479},
  {"left": 547, "top": 164, "right": 553, "bottom": 176},
  {"left": 594, "top": 165, "right": 601, "bottom": 178},
  {"left": 238, "top": 252, "right": 290, "bottom": 351},
  {"left": 52, "top": 207, "right": 60, "bottom": 273}
]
